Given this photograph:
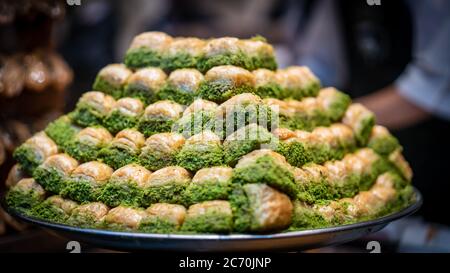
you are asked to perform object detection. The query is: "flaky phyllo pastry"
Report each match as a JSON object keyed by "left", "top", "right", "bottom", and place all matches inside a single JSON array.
[{"left": 7, "top": 32, "right": 414, "bottom": 234}]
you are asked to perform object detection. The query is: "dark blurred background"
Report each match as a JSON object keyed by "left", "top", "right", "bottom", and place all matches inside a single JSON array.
[{"left": 1, "top": 0, "right": 449, "bottom": 252}]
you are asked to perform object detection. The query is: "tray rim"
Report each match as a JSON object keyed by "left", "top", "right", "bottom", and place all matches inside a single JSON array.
[{"left": 1, "top": 188, "right": 423, "bottom": 241}]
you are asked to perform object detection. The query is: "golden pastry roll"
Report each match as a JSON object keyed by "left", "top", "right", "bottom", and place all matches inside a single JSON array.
[
  {"left": 263, "top": 98, "right": 296, "bottom": 117},
  {"left": 6, "top": 178, "right": 46, "bottom": 214},
  {"left": 272, "top": 127, "right": 297, "bottom": 140},
  {"left": 182, "top": 200, "right": 233, "bottom": 233},
  {"left": 144, "top": 166, "right": 191, "bottom": 205},
  {"left": 92, "top": 64, "right": 133, "bottom": 98},
  {"left": 239, "top": 38, "right": 277, "bottom": 70},
  {"left": 98, "top": 164, "right": 151, "bottom": 207},
  {"left": 198, "top": 65, "right": 255, "bottom": 102},
  {"left": 163, "top": 37, "right": 206, "bottom": 70},
  {"left": 24, "top": 53, "right": 50, "bottom": 92},
  {"left": 71, "top": 91, "right": 116, "bottom": 127},
  {"left": 369, "top": 173, "right": 397, "bottom": 203},
  {"left": 47, "top": 52, "right": 73, "bottom": 92},
  {"left": 233, "top": 149, "right": 297, "bottom": 198},
  {"left": 31, "top": 195, "right": 78, "bottom": 223},
  {"left": 367, "top": 125, "right": 401, "bottom": 156},
  {"left": 183, "top": 99, "right": 218, "bottom": 116},
  {"left": 68, "top": 202, "right": 109, "bottom": 227},
  {"left": 99, "top": 128, "right": 145, "bottom": 169},
  {"left": 157, "top": 68, "right": 204, "bottom": 105},
  {"left": 252, "top": 68, "right": 285, "bottom": 98},
  {"left": 13, "top": 131, "right": 58, "bottom": 174},
  {"left": 220, "top": 93, "right": 273, "bottom": 137},
  {"left": 125, "top": 31, "right": 173, "bottom": 68},
  {"left": 34, "top": 153, "right": 79, "bottom": 194},
  {"left": 204, "top": 37, "right": 240, "bottom": 57},
  {"left": 205, "top": 65, "right": 255, "bottom": 87},
  {"left": 103, "top": 97, "right": 144, "bottom": 134},
  {"left": 168, "top": 69, "right": 204, "bottom": 92},
  {"left": 138, "top": 100, "right": 184, "bottom": 137},
  {"left": 238, "top": 183, "right": 293, "bottom": 232},
  {"left": 328, "top": 124, "right": 356, "bottom": 150},
  {"left": 286, "top": 97, "right": 319, "bottom": 114},
  {"left": 61, "top": 161, "right": 113, "bottom": 203},
  {"left": 109, "top": 164, "right": 151, "bottom": 187},
  {"left": 218, "top": 93, "right": 263, "bottom": 114},
  {"left": 176, "top": 131, "right": 224, "bottom": 172},
  {"left": 139, "top": 132, "right": 185, "bottom": 171},
  {"left": 139, "top": 203, "right": 187, "bottom": 232},
  {"left": 316, "top": 87, "right": 351, "bottom": 121},
  {"left": 103, "top": 206, "right": 147, "bottom": 230},
  {"left": 173, "top": 98, "right": 219, "bottom": 138},
  {"left": 124, "top": 67, "right": 167, "bottom": 104},
  {"left": 342, "top": 103, "right": 375, "bottom": 146},
  {"left": 65, "top": 127, "right": 112, "bottom": 162},
  {"left": 112, "top": 129, "right": 145, "bottom": 152},
  {"left": 45, "top": 195, "right": 78, "bottom": 214}
]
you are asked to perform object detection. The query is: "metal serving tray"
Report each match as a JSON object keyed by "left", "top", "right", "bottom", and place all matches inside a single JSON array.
[{"left": 3, "top": 188, "right": 422, "bottom": 252}]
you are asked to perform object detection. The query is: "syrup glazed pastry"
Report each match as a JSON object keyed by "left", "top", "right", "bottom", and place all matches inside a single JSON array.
[
  {"left": 156, "top": 69, "right": 204, "bottom": 105},
  {"left": 6, "top": 32, "right": 416, "bottom": 235},
  {"left": 163, "top": 37, "right": 206, "bottom": 71},
  {"left": 67, "top": 202, "right": 109, "bottom": 228},
  {"left": 218, "top": 93, "right": 274, "bottom": 138},
  {"left": 197, "top": 65, "right": 255, "bottom": 103},
  {"left": 65, "top": 127, "right": 113, "bottom": 163},
  {"left": 103, "top": 97, "right": 144, "bottom": 134},
  {"left": 173, "top": 99, "right": 219, "bottom": 138},
  {"left": 139, "top": 203, "right": 186, "bottom": 233},
  {"left": 292, "top": 172, "right": 414, "bottom": 229},
  {"left": 102, "top": 206, "right": 147, "bottom": 230},
  {"left": 98, "top": 164, "right": 151, "bottom": 207},
  {"left": 124, "top": 32, "right": 174, "bottom": 69},
  {"left": 223, "top": 123, "right": 278, "bottom": 166},
  {"left": 6, "top": 178, "right": 46, "bottom": 214},
  {"left": 138, "top": 132, "right": 185, "bottom": 171},
  {"left": 142, "top": 166, "right": 192, "bottom": 206},
  {"left": 70, "top": 91, "right": 116, "bottom": 127},
  {"left": 30, "top": 195, "right": 78, "bottom": 224},
  {"left": 274, "top": 123, "right": 356, "bottom": 167},
  {"left": 342, "top": 103, "right": 375, "bottom": 146},
  {"left": 263, "top": 87, "right": 350, "bottom": 132},
  {"left": 98, "top": 128, "right": 145, "bottom": 169},
  {"left": 123, "top": 67, "right": 167, "bottom": 104},
  {"left": 44, "top": 115, "right": 81, "bottom": 148},
  {"left": 137, "top": 100, "right": 184, "bottom": 137},
  {"left": 60, "top": 161, "right": 113, "bottom": 203},
  {"left": 92, "top": 64, "right": 133, "bottom": 98},
  {"left": 176, "top": 131, "right": 224, "bottom": 172},
  {"left": 33, "top": 153, "right": 79, "bottom": 194},
  {"left": 185, "top": 166, "right": 233, "bottom": 204},
  {"left": 91, "top": 66, "right": 325, "bottom": 103},
  {"left": 13, "top": 132, "right": 58, "bottom": 174}
]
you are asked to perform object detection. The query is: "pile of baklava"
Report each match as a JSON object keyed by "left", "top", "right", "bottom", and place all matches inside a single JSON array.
[{"left": 5, "top": 32, "right": 414, "bottom": 234}]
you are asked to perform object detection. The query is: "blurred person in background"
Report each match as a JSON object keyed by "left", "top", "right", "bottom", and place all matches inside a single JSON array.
[
  {"left": 295, "top": 0, "right": 450, "bottom": 225},
  {"left": 58, "top": 0, "right": 449, "bottom": 225}
]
